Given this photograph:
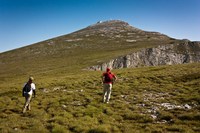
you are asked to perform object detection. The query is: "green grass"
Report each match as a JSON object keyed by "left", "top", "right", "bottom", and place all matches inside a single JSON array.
[
  {"left": 0, "top": 21, "right": 199, "bottom": 132},
  {"left": 0, "top": 63, "right": 199, "bottom": 132}
]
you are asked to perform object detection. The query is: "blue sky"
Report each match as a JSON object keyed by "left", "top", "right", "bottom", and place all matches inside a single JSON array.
[{"left": 0, "top": 0, "right": 200, "bottom": 53}]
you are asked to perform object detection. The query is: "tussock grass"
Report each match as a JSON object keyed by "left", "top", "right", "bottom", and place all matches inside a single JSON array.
[{"left": 0, "top": 63, "right": 200, "bottom": 132}]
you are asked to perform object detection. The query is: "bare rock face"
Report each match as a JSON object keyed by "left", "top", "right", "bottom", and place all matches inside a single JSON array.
[{"left": 88, "top": 41, "right": 200, "bottom": 71}]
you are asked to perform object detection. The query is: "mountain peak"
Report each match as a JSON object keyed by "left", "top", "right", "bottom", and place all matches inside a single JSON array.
[
  {"left": 92, "top": 20, "right": 129, "bottom": 26},
  {"left": 74, "top": 19, "right": 142, "bottom": 36},
  {"left": 87, "top": 20, "right": 137, "bottom": 30}
]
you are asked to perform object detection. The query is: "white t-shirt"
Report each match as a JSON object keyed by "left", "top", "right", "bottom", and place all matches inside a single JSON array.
[{"left": 23, "top": 83, "right": 36, "bottom": 95}]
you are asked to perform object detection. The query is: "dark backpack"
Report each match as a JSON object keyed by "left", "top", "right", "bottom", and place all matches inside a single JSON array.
[
  {"left": 104, "top": 72, "right": 113, "bottom": 82},
  {"left": 23, "top": 83, "right": 31, "bottom": 93}
]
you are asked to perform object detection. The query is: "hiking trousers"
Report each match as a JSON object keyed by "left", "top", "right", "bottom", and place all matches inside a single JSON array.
[
  {"left": 23, "top": 93, "right": 32, "bottom": 113},
  {"left": 103, "top": 83, "right": 112, "bottom": 103}
]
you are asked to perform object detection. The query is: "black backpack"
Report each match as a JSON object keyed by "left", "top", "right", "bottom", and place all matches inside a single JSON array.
[{"left": 23, "top": 83, "right": 31, "bottom": 93}]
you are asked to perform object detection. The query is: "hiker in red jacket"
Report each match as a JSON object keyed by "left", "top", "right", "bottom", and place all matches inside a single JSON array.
[{"left": 101, "top": 68, "right": 117, "bottom": 103}]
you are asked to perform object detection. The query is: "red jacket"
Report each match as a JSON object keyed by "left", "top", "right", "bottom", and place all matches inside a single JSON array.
[{"left": 102, "top": 72, "right": 116, "bottom": 84}]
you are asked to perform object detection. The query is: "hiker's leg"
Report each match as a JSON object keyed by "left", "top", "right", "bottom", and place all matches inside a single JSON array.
[
  {"left": 27, "top": 102, "right": 31, "bottom": 111},
  {"left": 103, "top": 84, "right": 108, "bottom": 102},
  {"left": 23, "top": 94, "right": 32, "bottom": 113},
  {"left": 27, "top": 95, "right": 32, "bottom": 110},
  {"left": 23, "top": 94, "right": 28, "bottom": 113},
  {"left": 106, "top": 84, "right": 112, "bottom": 103}
]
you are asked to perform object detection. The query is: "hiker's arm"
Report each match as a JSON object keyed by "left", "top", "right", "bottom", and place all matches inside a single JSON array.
[
  {"left": 113, "top": 75, "right": 117, "bottom": 82},
  {"left": 32, "top": 83, "right": 36, "bottom": 97},
  {"left": 33, "top": 90, "right": 36, "bottom": 97}
]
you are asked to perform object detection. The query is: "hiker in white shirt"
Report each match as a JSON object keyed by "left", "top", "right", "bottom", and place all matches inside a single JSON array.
[{"left": 22, "top": 77, "right": 36, "bottom": 113}]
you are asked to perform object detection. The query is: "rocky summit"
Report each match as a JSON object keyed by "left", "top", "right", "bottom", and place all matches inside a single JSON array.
[{"left": 74, "top": 20, "right": 170, "bottom": 42}]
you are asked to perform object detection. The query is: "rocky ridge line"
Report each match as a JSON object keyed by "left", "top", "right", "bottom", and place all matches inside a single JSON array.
[{"left": 88, "top": 41, "right": 200, "bottom": 71}]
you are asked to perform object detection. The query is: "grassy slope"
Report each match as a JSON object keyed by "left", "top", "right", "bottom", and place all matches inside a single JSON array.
[
  {"left": 0, "top": 63, "right": 199, "bottom": 133},
  {"left": 0, "top": 29, "right": 176, "bottom": 88}
]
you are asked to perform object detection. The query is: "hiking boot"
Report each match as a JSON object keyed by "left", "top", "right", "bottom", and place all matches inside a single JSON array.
[{"left": 22, "top": 108, "right": 26, "bottom": 113}]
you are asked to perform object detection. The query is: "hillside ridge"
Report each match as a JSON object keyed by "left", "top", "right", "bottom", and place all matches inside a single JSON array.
[{"left": 0, "top": 19, "right": 199, "bottom": 84}]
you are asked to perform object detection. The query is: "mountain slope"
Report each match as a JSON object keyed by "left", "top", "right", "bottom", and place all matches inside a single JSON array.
[
  {"left": 0, "top": 20, "right": 178, "bottom": 83},
  {"left": 0, "top": 20, "right": 199, "bottom": 88}
]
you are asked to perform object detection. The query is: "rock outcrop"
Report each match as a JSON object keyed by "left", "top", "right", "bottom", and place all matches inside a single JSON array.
[{"left": 88, "top": 41, "right": 200, "bottom": 71}]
